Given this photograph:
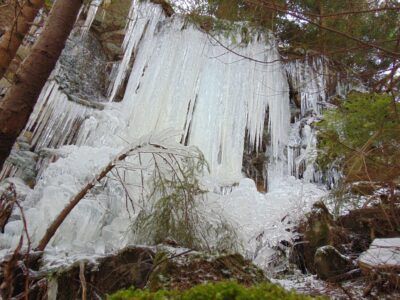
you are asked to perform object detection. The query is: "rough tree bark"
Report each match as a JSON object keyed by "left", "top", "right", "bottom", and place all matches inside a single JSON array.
[
  {"left": 0, "top": 0, "right": 82, "bottom": 170},
  {"left": 0, "top": 0, "right": 45, "bottom": 79}
]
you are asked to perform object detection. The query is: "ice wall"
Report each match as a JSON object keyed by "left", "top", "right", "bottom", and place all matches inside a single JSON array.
[
  {"left": 284, "top": 57, "right": 331, "bottom": 181},
  {"left": 112, "top": 2, "right": 290, "bottom": 184},
  {"left": 0, "top": 0, "right": 329, "bottom": 265}
]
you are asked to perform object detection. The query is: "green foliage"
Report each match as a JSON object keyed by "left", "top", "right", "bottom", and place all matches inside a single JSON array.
[
  {"left": 281, "top": 0, "right": 399, "bottom": 89},
  {"left": 44, "top": 0, "right": 53, "bottom": 9},
  {"left": 317, "top": 92, "right": 400, "bottom": 184},
  {"left": 109, "top": 281, "right": 323, "bottom": 300},
  {"left": 184, "top": 13, "right": 263, "bottom": 46},
  {"left": 205, "top": 0, "right": 286, "bottom": 30},
  {"left": 132, "top": 152, "right": 238, "bottom": 251},
  {"left": 133, "top": 153, "right": 206, "bottom": 249},
  {"left": 186, "top": 0, "right": 399, "bottom": 91}
]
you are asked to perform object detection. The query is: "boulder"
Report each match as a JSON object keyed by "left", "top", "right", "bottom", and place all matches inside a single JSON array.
[
  {"left": 294, "top": 201, "right": 349, "bottom": 273},
  {"left": 55, "top": 246, "right": 154, "bottom": 299},
  {"left": 0, "top": 245, "right": 268, "bottom": 299},
  {"left": 148, "top": 248, "right": 267, "bottom": 291},
  {"left": 314, "top": 245, "right": 354, "bottom": 280}
]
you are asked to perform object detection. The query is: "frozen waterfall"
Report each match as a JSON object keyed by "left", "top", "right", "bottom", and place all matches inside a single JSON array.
[{"left": 0, "top": 0, "right": 328, "bottom": 270}]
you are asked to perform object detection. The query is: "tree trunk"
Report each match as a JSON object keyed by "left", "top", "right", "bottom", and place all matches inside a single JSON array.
[
  {"left": 0, "top": 0, "right": 82, "bottom": 170},
  {"left": 0, "top": 0, "right": 45, "bottom": 79}
]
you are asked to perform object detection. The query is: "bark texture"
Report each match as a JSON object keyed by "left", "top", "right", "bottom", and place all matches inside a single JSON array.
[
  {"left": 0, "top": 0, "right": 45, "bottom": 79},
  {"left": 0, "top": 0, "right": 82, "bottom": 169}
]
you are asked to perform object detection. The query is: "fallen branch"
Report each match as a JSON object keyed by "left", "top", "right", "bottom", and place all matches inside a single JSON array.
[
  {"left": 79, "top": 262, "right": 87, "bottom": 300},
  {"left": 327, "top": 268, "right": 362, "bottom": 283},
  {"left": 35, "top": 139, "right": 198, "bottom": 252},
  {"left": 35, "top": 143, "right": 145, "bottom": 251}
]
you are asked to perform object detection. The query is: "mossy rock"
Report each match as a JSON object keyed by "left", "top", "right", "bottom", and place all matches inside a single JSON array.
[
  {"left": 294, "top": 201, "right": 350, "bottom": 273},
  {"left": 109, "top": 281, "right": 325, "bottom": 299},
  {"left": 54, "top": 246, "right": 154, "bottom": 299},
  {"left": 296, "top": 202, "right": 334, "bottom": 273},
  {"left": 26, "top": 246, "right": 268, "bottom": 299},
  {"left": 314, "top": 246, "right": 354, "bottom": 280},
  {"left": 147, "top": 248, "right": 266, "bottom": 291},
  {"left": 93, "top": 0, "right": 133, "bottom": 33}
]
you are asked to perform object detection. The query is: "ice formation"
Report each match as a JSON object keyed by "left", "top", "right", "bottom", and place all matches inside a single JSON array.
[
  {"left": 0, "top": 0, "right": 330, "bottom": 270},
  {"left": 359, "top": 238, "right": 400, "bottom": 268},
  {"left": 80, "top": 0, "right": 104, "bottom": 38},
  {"left": 284, "top": 57, "right": 333, "bottom": 181},
  {"left": 285, "top": 56, "right": 329, "bottom": 117}
]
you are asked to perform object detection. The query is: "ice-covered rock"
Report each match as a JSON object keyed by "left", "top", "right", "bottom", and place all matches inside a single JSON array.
[{"left": 359, "top": 238, "right": 400, "bottom": 270}]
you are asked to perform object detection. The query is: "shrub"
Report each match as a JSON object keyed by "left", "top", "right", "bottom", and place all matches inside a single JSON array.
[
  {"left": 132, "top": 151, "right": 238, "bottom": 252},
  {"left": 317, "top": 92, "right": 400, "bottom": 187}
]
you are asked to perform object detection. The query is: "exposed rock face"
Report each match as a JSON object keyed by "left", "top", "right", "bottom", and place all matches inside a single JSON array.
[
  {"left": 56, "top": 30, "right": 109, "bottom": 101},
  {"left": 94, "top": 0, "right": 132, "bottom": 33},
  {"left": 314, "top": 245, "right": 353, "bottom": 280},
  {"left": 242, "top": 125, "right": 269, "bottom": 192},
  {"left": 55, "top": 246, "right": 154, "bottom": 299},
  {"left": 93, "top": 0, "right": 132, "bottom": 60},
  {"left": 5, "top": 137, "right": 38, "bottom": 185}
]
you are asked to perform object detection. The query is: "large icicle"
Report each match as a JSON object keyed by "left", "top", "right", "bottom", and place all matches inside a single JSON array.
[
  {"left": 0, "top": 80, "right": 101, "bottom": 181},
  {"left": 117, "top": 13, "right": 289, "bottom": 184},
  {"left": 108, "top": 1, "right": 165, "bottom": 101},
  {"left": 24, "top": 81, "right": 99, "bottom": 151},
  {"left": 285, "top": 56, "right": 329, "bottom": 116},
  {"left": 80, "top": 0, "right": 103, "bottom": 38},
  {"left": 284, "top": 57, "right": 331, "bottom": 182}
]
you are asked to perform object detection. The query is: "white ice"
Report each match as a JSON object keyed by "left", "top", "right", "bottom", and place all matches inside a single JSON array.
[
  {"left": 0, "top": 0, "right": 328, "bottom": 273},
  {"left": 359, "top": 238, "right": 400, "bottom": 268}
]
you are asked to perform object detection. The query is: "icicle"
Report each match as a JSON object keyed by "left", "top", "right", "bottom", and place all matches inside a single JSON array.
[
  {"left": 108, "top": 1, "right": 165, "bottom": 102},
  {"left": 113, "top": 10, "right": 290, "bottom": 185},
  {"left": 285, "top": 56, "right": 328, "bottom": 116},
  {"left": 287, "top": 122, "right": 301, "bottom": 177},
  {"left": 80, "top": 0, "right": 103, "bottom": 38},
  {"left": 24, "top": 82, "right": 96, "bottom": 151}
]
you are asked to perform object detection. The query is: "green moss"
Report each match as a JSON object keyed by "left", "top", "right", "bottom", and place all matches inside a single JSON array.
[{"left": 108, "top": 281, "right": 324, "bottom": 300}]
